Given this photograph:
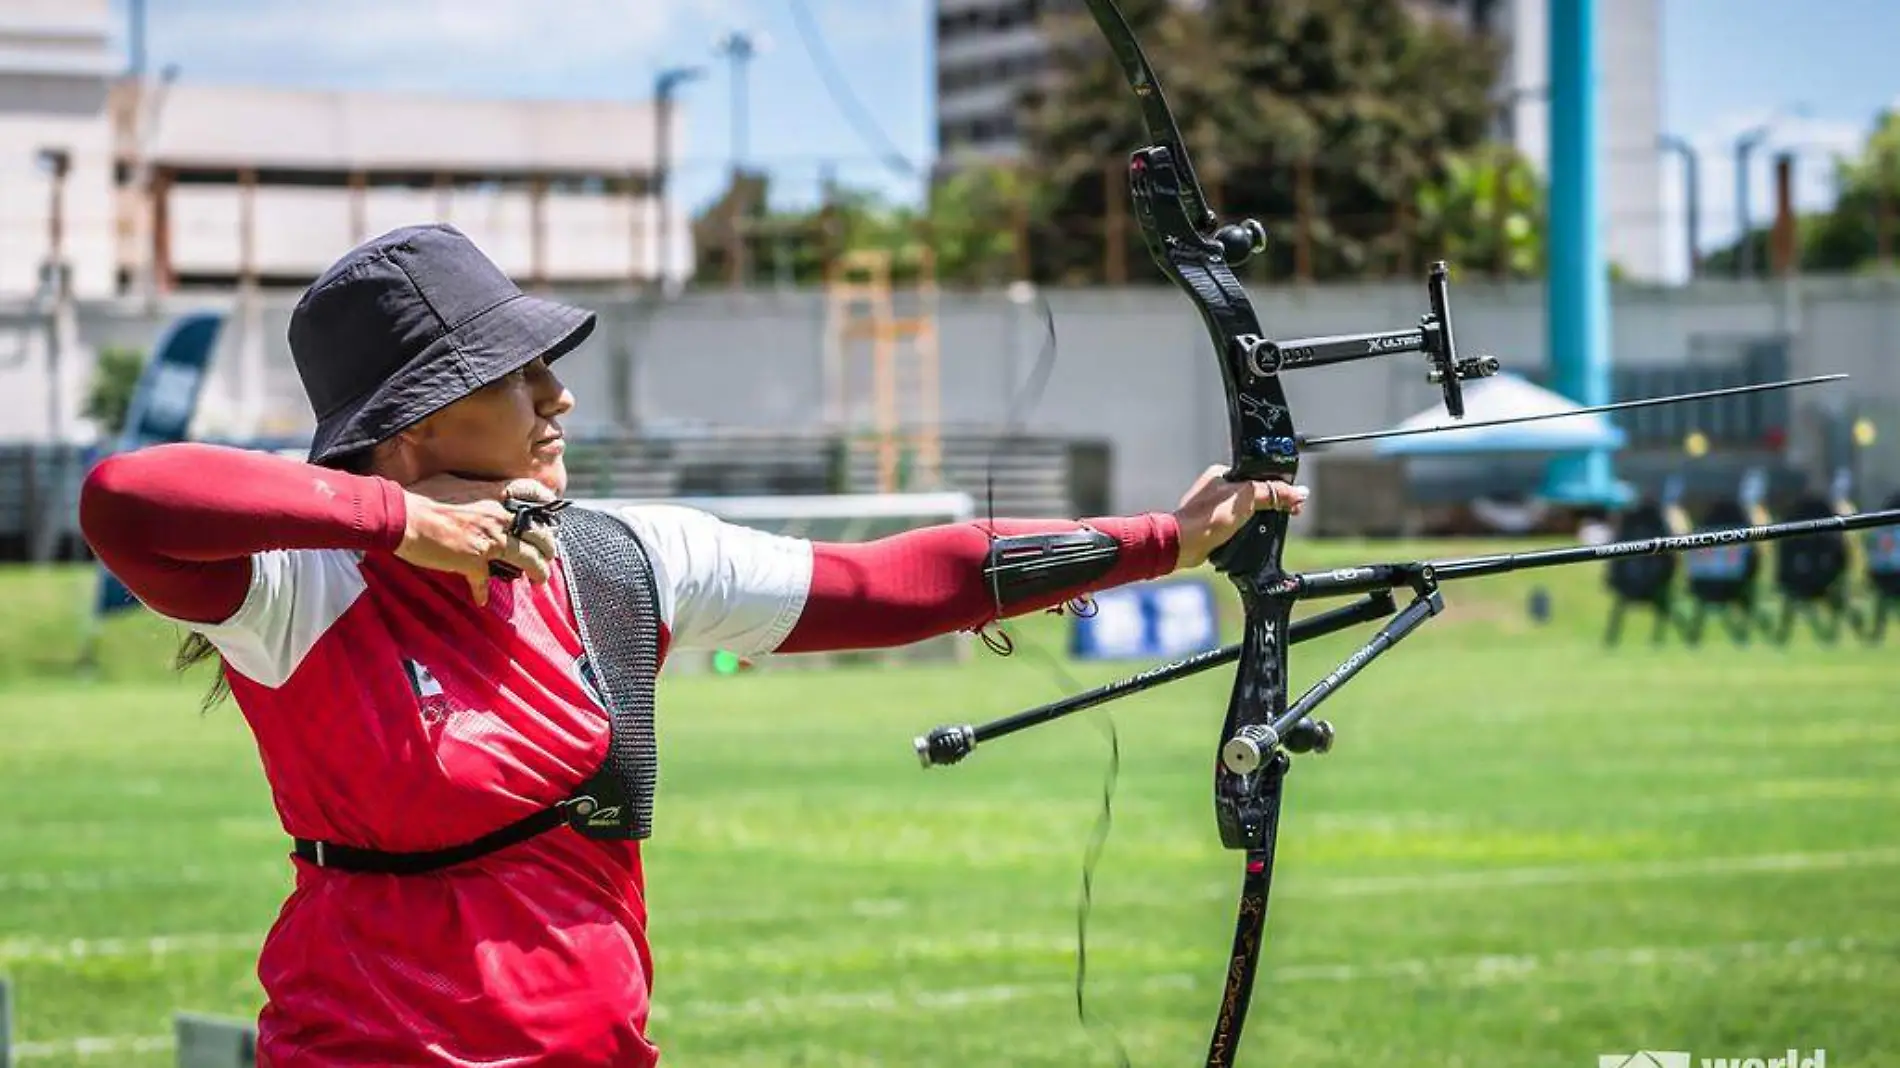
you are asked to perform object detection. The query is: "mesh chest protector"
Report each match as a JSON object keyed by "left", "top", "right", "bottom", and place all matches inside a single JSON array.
[
  {"left": 554, "top": 505, "right": 663, "bottom": 841},
  {"left": 290, "top": 504, "right": 665, "bottom": 872}
]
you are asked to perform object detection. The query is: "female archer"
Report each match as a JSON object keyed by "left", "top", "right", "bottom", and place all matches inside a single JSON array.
[{"left": 78, "top": 223, "right": 1308, "bottom": 1068}]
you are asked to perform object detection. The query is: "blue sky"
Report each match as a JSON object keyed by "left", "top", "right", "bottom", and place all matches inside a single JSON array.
[{"left": 119, "top": 0, "right": 1899, "bottom": 274}]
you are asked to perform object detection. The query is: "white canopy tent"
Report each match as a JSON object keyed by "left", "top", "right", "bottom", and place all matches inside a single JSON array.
[{"left": 1373, "top": 373, "right": 1628, "bottom": 456}]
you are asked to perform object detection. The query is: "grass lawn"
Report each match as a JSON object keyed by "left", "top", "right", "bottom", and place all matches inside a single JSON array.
[{"left": 1, "top": 540, "right": 1895, "bottom": 1067}]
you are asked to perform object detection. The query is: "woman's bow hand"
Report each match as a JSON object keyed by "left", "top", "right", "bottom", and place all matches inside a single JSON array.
[{"left": 1172, "top": 465, "right": 1310, "bottom": 569}]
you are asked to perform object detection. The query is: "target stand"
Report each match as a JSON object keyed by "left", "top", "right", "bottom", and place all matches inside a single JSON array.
[
  {"left": 1603, "top": 500, "right": 1687, "bottom": 645},
  {"left": 1862, "top": 491, "right": 1900, "bottom": 642},
  {"left": 1682, "top": 498, "right": 1770, "bottom": 645},
  {"left": 1768, "top": 494, "right": 1861, "bottom": 643}
]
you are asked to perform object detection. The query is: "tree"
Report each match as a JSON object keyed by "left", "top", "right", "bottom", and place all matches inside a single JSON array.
[
  {"left": 1012, "top": 0, "right": 1177, "bottom": 285},
  {"left": 1019, "top": 0, "right": 1508, "bottom": 283},
  {"left": 83, "top": 346, "right": 146, "bottom": 437},
  {"left": 1705, "top": 109, "right": 1900, "bottom": 277},
  {"left": 1414, "top": 142, "right": 1546, "bottom": 278},
  {"left": 919, "top": 164, "right": 1031, "bottom": 286},
  {"left": 686, "top": 167, "right": 1036, "bottom": 289}
]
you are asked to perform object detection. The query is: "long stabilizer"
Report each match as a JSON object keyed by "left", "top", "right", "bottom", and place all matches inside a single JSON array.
[{"left": 1299, "top": 374, "right": 1847, "bottom": 449}]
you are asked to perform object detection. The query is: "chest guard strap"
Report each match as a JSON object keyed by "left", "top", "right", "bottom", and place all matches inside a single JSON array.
[{"left": 291, "top": 503, "right": 664, "bottom": 874}]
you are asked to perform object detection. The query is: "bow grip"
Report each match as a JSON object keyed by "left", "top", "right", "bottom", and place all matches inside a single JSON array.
[{"left": 1207, "top": 506, "right": 1288, "bottom": 577}]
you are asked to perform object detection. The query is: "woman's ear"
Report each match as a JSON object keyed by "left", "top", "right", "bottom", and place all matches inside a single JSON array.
[{"left": 371, "top": 432, "right": 423, "bottom": 485}]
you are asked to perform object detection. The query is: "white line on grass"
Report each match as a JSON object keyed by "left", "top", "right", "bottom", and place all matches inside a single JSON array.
[
  {"left": 1299, "top": 844, "right": 1900, "bottom": 897},
  {"left": 16, "top": 933, "right": 1884, "bottom": 1055},
  {"left": 665, "top": 844, "right": 1900, "bottom": 926},
  {"left": 646, "top": 933, "right": 1888, "bottom": 1022},
  {"left": 12, "top": 1034, "right": 174, "bottom": 1060},
  {"left": 0, "top": 862, "right": 281, "bottom": 894},
  {"left": 13, "top": 846, "right": 1899, "bottom": 966},
  {"left": 0, "top": 932, "right": 257, "bottom": 965},
  {"left": 12, "top": 1033, "right": 173, "bottom": 1056}
]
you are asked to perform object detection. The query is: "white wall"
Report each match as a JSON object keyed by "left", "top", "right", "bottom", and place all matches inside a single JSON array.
[
  {"left": 1506, "top": 0, "right": 1666, "bottom": 282},
  {"left": 0, "top": 0, "right": 117, "bottom": 299},
  {"left": 145, "top": 83, "right": 663, "bottom": 175},
  {"left": 5, "top": 275, "right": 1898, "bottom": 507},
  {"left": 164, "top": 184, "right": 674, "bottom": 283}
]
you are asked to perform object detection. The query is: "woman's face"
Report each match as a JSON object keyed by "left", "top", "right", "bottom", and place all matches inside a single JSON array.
[{"left": 394, "top": 356, "right": 575, "bottom": 494}]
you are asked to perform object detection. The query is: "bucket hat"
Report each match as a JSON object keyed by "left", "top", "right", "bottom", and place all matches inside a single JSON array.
[{"left": 289, "top": 223, "right": 596, "bottom": 465}]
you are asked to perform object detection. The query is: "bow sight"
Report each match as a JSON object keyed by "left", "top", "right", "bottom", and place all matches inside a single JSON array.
[
  {"left": 1228, "top": 260, "right": 1499, "bottom": 417},
  {"left": 909, "top": 1, "right": 1900, "bottom": 1066}
]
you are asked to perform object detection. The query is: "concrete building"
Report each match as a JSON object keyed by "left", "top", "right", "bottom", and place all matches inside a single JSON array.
[
  {"left": 0, "top": 0, "right": 690, "bottom": 302},
  {"left": 932, "top": 0, "right": 1666, "bottom": 282},
  {"left": 0, "top": 0, "right": 119, "bottom": 298}
]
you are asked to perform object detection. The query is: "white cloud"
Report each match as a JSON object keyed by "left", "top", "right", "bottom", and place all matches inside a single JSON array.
[
  {"left": 147, "top": 0, "right": 751, "bottom": 94},
  {"left": 806, "top": 0, "right": 926, "bottom": 49},
  {"left": 1654, "top": 108, "right": 1874, "bottom": 282}
]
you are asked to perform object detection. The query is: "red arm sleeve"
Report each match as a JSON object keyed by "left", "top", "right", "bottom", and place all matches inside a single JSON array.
[
  {"left": 777, "top": 513, "right": 1179, "bottom": 654},
  {"left": 78, "top": 443, "right": 408, "bottom": 625}
]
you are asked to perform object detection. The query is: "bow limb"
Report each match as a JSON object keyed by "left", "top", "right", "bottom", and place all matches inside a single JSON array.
[
  {"left": 1075, "top": 5, "right": 1301, "bottom": 1065},
  {"left": 1078, "top": 0, "right": 1298, "bottom": 846}
]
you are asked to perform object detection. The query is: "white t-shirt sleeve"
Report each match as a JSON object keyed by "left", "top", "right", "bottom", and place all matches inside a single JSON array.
[
  {"left": 613, "top": 504, "right": 813, "bottom": 656},
  {"left": 157, "top": 549, "right": 368, "bottom": 688}
]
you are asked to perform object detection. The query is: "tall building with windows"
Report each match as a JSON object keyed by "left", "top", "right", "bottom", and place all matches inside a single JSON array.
[{"left": 933, "top": 0, "right": 1665, "bottom": 281}]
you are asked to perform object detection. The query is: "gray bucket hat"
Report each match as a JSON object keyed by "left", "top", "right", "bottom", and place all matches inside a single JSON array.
[{"left": 289, "top": 223, "right": 596, "bottom": 465}]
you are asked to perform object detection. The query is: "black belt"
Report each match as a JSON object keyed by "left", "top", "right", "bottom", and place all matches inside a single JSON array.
[{"left": 292, "top": 803, "right": 570, "bottom": 875}]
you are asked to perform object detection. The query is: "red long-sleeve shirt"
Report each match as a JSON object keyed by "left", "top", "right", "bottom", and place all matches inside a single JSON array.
[{"left": 77, "top": 443, "right": 1178, "bottom": 1068}]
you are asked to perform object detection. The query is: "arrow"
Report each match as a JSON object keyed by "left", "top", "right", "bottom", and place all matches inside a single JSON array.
[{"left": 1297, "top": 374, "right": 1848, "bottom": 449}]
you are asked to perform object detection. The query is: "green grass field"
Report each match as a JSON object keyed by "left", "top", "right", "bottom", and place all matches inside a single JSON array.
[{"left": 2, "top": 542, "right": 1897, "bottom": 1067}]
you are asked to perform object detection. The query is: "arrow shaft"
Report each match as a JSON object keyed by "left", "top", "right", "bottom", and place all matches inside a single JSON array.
[{"left": 1298, "top": 374, "right": 1847, "bottom": 449}]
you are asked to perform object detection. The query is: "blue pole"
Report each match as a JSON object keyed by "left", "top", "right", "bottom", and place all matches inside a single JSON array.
[{"left": 1542, "top": 0, "right": 1628, "bottom": 505}]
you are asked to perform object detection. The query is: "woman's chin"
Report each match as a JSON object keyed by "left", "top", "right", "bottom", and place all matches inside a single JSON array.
[{"left": 529, "top": 457, "right": 567, "bottom": 497}]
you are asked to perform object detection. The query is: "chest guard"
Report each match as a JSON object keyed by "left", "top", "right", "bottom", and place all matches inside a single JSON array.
[{"left": 555, "top": 504, "right": 663, "bottom": 840}]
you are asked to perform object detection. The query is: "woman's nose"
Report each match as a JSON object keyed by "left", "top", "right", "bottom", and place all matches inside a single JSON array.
[{"left": 536, "top": 369, "right": 575, "bottom": 417}]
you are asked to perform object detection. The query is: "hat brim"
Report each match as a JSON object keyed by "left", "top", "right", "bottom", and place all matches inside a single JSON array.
[{"left": 308, "top": 293, "right": 596, "bottom": 465}]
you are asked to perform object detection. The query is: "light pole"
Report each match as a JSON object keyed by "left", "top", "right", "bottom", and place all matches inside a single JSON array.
[
  {"left": 712, "top": 30, "right": 763, "bottom": 287},
  {"left": 1733, "top": 104, "right": 1811, "bottom": 279},
  {"left": 130, "top": 62, "right": 180, "bottom": 307},
  {"left": 712, "top": 30, "right": 759, "bottom": 171},
  {"left": 1734, "top": 124, "right": 1773, "bottom": 279},
  {"left": 651, "top": 65, "right": 704, "bottom": 288},
  {"left": 1658, "top": 134, "right": 1701, "bottom": 280}
]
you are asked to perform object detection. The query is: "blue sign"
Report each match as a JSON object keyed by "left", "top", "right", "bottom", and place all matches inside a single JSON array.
[
  {"left": 1070, "top": 579, "right": 1220, "bottom": 661},
  {"left": 1869, "top": 528, "right": 1900, "bottom": 577},
  {"left": 91, "top": 311, "right": 224, "bottom": 618}
]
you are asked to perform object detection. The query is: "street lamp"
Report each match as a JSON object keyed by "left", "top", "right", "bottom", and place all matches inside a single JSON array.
[
  {"left": 131, "top": 62, "right": 182, "bottom": 306},
  {"left": 36, "top": 148, "right": 71, "bottom": 298},
  {"left": 652, "top": 65, "right": 705, "bottom": 288},
  {"left": 712, "top": 30, "right": 760, "bottom": 170},
  {"left": 1658, "top": 134, "right": 1700, "bottom": 280},
  {"left": 1733, "top": 104, "right": 1811, "bottom": 279},
  {"left": 1733, "top": 124, "right": 1773, "bottom": 279}
]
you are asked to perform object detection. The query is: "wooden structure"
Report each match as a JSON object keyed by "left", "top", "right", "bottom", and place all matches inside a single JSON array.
[{"left": 822, "top": 248, "right": 942, "bottom": 492}]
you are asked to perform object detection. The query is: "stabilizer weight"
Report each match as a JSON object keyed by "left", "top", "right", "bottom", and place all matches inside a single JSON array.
[
  {"left": 916, "top": 725, "right": 977, "bottom": 767},
  {"left": 1221, "top": 719, "right": 1334, "bottom": 773}
]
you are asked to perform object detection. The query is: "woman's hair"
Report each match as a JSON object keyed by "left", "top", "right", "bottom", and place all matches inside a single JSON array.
[{"left": 174, "top": 445, "right": 376, "bottom": 711}]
